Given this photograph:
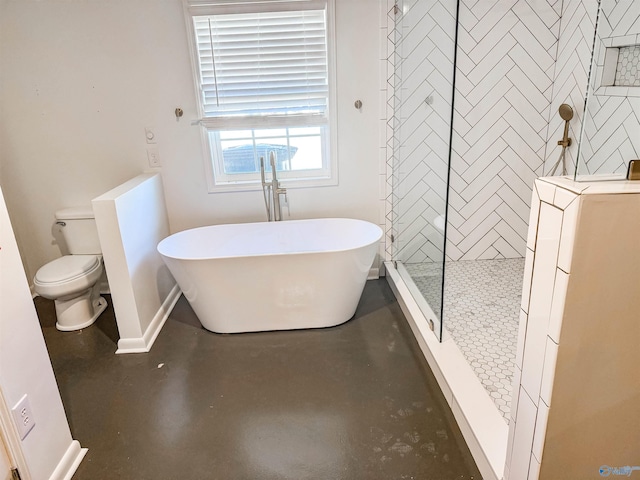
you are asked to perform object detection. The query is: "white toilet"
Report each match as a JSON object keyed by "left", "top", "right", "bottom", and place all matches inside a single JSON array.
[{"left": 34, "top": 207, "right": 107, "bottom": 331}]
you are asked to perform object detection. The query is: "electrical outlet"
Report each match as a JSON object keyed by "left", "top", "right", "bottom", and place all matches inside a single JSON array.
[
  {"left": 12, "top": 395, "right": 35, "bottom": 440},
  {"left": 147, "top": 147, "right": 161, "bottom": 168}
]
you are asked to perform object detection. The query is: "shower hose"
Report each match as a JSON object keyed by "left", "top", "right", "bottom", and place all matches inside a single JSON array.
[{"left": 549, "top": 145, "right": 568, "bottom": 176}]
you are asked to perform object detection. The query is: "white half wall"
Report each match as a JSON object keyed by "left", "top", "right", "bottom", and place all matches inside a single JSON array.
[
  {"left": 0, "top": 0, "right": 382, "bottom": 283},
  {"left": 92, "top": 173, "right": 179, "bottom": 354},
  {"left": 0, "top": 185, "right": 85, "bottom": 480}
]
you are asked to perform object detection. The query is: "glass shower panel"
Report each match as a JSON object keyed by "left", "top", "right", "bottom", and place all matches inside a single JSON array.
[{"left": 391, "top": 0, "right": 458, "bottom": 341}]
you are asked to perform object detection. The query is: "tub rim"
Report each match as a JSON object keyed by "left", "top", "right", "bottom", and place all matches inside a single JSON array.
[{"left": 157, "top": 217, "right": 383, "bottom": 261}]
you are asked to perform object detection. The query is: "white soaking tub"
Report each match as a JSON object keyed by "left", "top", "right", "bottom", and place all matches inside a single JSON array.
[{"left": 157, "top": 218, "right": 382, "bottom": 333}]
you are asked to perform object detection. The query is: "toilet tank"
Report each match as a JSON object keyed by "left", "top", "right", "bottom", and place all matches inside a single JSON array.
[{"left": 55, "top": 207, "right": 102, "bottom": 255}]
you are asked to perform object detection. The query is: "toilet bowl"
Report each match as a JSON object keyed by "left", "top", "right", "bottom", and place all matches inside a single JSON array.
[
  {"left": 33, "top": 207, "right": 108, "bottom": 331},
  {"left": 34, "top": 254, "right": 107, "bottom": 331}
]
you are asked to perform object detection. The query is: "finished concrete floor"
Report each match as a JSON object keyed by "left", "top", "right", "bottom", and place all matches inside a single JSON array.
[{"left": 37, "top": 280, "right": 481, "bottom": 480}]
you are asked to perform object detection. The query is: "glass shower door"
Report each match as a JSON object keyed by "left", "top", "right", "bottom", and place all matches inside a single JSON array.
[{"left": 391, "top": 0, "right": 458, "bottom": 341}]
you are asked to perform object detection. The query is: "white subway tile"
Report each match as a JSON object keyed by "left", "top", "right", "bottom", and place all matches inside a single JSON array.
[
  {"left": 521, "top": 203, "right": 563, "bottom": 401},
  {"left": 379, "top": 24, "right": 388, "bottom": 60},
  {"left": 540, "top": 338, "right": 559, "bottom": 406},
  {"left": 516, "top": 310, "right": 528, "bottom": 371},
  {"left": 548, "top": 269, "right": 569, "bottom": 343},
  {"left": 509, "top": 388, "right": 537, "bottom": 480},
  {"left": 379, "top": 119, "right": 387, "bottom": 150},
  {"left": 511, "top": 365, "right": 523, "bottom": 422},
  {"left": 557, "top": 198, "right": 579, "bottom": 273},
  {"left": 379, "top": 90, "right": 387, "bottom": 122},
  {"left": 378, "top": 173, "right": 387, "bottom": 200},
  {"left": 504, "top": 465, "right": 511, "bottom": 480},
  {"left": 553, "top": 187, "right": 578, "bottom": 210},
  {"left": 505, "top": 416, "right": 517, "bottom": 473},
  {"left": 379, "top": 59, "right": 388, "bottom": 94},
  {"left": 379, "top": 147, "right": 387, "bottom": 174},
  {"left": 521, "top": 248, "right": 535, "bottom": 313},
  {"left": 532, "top": 399, "right": 549, "bottom": 462},
  {"left": 619, "top": 34, "right": 637, "bottom": 46},
  {"left": 529, "top": 452, "right": 541, "bottom": 480},
  {"left": 536, "top": 180, "right": 556, "bottom": 204}
]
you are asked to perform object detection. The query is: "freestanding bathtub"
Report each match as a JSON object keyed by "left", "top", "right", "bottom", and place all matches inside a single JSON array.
[{"left": 157, "top": 218, "right": 382, "bottom": 333}]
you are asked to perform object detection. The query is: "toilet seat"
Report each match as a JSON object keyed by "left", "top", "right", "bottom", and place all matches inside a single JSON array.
[
  {"left": 34, "top": 254, "right": 104, "bottom": 301},
  {"left": 35, "top": 255, "right": 101, "bottom": 286}
]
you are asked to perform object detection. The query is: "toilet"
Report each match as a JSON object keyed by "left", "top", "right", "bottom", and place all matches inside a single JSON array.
[{"left": 34, "top": 207, "right": 107, "bottom": 331}]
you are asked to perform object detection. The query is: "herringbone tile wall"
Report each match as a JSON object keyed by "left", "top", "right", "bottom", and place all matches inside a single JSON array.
[
  {"left": 542, "top": 0, "right": 598, "bottom": 177},
  {"left": 388, "top": 0, "right": 563, "bottom": 263},
  {"left": 447, "top": 0, "right": 561, "bottom": 261},
  {"left": 578, "top": 1, "right": 640, "bottom": 175},
  {"left": 384, "top": 0, "right": 637, "bottom": 265}
]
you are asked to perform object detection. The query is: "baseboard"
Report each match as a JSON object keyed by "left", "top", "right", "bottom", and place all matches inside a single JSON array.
[
  {"left": 116, "top": 284, "right": 181, "bottom": 354},
  {"left": 385, "top": 262, "right": 507, "bottom": 480},
  {"left": 367, "top": 267, "right": 380, "bottom": 280},
  {"left": 47, "top": 440, "right": 87, "bottom": 480}
]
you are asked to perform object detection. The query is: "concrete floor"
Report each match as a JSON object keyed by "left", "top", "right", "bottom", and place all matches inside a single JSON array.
[{"left": 37, "top": 280, "right": 481, "bottom": 480}]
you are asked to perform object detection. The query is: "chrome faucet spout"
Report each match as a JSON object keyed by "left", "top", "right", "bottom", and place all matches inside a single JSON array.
[
  {"left": 269, "top": 150, "right": 287, "bottom": 222},
  {"left": 269, "top": 151, "right": 283, "bottom": 221},
  {"left": 260, "top": 151, "right": 287, "bottom": 221},
  {"left": 260, "top": 156, "right": 272, "bottom": 221}
]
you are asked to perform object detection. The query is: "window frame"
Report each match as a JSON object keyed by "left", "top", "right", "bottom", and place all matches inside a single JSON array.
[{"left": 183, "top": 0, "right": 338, "bottom": 193}]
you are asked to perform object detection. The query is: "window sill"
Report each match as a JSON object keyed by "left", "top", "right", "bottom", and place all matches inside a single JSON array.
[{"left": 207, "top": 175, "right": 338, "bottom": 193}]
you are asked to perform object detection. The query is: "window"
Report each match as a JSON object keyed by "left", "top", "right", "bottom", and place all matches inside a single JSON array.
[{"left": 184, "top": 0, "right": 337, "bottom": 191}]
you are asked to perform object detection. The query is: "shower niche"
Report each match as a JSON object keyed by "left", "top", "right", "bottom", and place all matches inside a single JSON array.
[{"left": 575, "top": 0, "right": 640, "bottom": 178}]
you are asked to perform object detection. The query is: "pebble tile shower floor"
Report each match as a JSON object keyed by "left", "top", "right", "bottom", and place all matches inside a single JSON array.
[
  {"left": 406, "top": 258, "right": 525, "bottom": 422},
  {"left": 36, "top": 280, "right": 480, "bottom": 480}
]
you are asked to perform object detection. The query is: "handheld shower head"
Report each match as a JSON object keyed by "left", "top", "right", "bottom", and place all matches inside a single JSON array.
[
  {"left": 552, "top": 103, "right": 574, "bottom": 175},
  {"left": 559, "top": 103, "right": 574, "bottom": 121}
]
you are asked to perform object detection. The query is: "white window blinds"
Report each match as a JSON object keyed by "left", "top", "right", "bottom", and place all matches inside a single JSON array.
[{"left": 192, "top": 6, "right": 329, "bottom": 121}]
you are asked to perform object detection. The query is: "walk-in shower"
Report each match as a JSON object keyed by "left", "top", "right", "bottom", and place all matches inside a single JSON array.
[
  {"left": 387, "top": 0, "right": 640, "bottom": 477},
  {"left": 389, "top": 0, "right": 565, "bottom": 423}
]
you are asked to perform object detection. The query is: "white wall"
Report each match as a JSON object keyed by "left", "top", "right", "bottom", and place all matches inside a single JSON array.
[
  {"left": 0, "top": 186, "right": 82, "bottom": 480},
  {"left": 93, "top": 173, "right": 179, "bottom": 353},
  {"left": 0, "top": 0, "right": 382, "bottom": 282}
]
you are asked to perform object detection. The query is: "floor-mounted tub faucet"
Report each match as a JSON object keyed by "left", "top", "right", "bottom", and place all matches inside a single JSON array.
[{"left": 260, "top": 151, "right": 287, "bottom": 221}]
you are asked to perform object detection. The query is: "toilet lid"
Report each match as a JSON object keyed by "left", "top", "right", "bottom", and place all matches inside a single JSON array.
[{"left": 35, "top": 255, "right": 101, "bottom": 285}]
